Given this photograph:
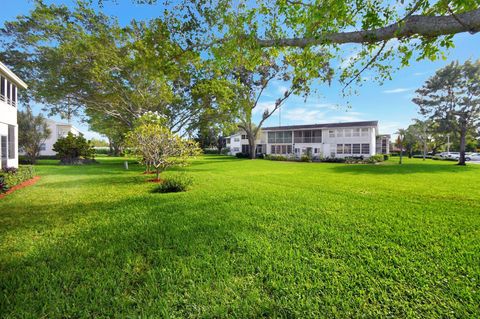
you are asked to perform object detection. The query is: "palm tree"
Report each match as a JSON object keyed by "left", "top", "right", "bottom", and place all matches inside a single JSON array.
[{"left": 396, "top": 129, "right": 407, "bottom": 164}]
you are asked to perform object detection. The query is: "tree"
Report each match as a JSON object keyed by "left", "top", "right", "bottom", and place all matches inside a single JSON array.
[
  {"left": 17, "top": 108, "right": 51, "bottom": 164},
  {"left": 413, "top": 60, "right": 480, "bottom": 165},
  {"left": 173, "top": 0, "right": 480, "bottom": 90},
  {"left": 396, "top": 129, "right": 407, "bottom": 164},
  {"left": 0, "top": 2, "right": 227, "bottom": 137},
  {"left": 53, "top": 132, "right": 96, "bottom": 165},
  {"left": 125, "top": 114, "right": 201, "bottom": 180}
]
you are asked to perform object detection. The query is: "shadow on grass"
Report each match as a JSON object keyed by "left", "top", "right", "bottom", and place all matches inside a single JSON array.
[{"left": 329, "top": 162, "right": 478, "bottom": 175}]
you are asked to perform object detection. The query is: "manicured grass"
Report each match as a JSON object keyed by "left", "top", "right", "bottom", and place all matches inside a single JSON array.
[{"left": 0, "top": 156, "right": 479, "bottom": 318}]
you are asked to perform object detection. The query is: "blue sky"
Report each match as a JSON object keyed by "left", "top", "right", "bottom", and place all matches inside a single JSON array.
[{"left": 2, "top": 0, "right": 480, "bottom": 139}]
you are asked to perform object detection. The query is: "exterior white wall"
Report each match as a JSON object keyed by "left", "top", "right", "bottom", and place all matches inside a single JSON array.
[
  {"left": 0, "top": 74, "right": 19, "bottom": 168},
  {"left": 39, "top": 120, "right": 81, "bottom": 156}
]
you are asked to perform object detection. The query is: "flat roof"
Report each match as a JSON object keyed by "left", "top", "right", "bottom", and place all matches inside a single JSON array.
[
  {"left": 0, "top": 61, "right": 28, "bottom": 89},
  {"left": 263, "top": 121, "right": 378, "bottom": 131}
]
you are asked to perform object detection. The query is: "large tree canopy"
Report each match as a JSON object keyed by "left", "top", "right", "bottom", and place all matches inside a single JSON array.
[{"left": 0, "top": 0, "right": 234, "bottom": 136}]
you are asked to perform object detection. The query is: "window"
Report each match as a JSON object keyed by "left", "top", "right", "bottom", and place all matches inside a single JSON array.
[
  {"left": 295, "top": 148, "right": 299, "bottom": 154},
  {"left": 281, "top": 145, "right": 287, "bottom": 154},
  {"left": 337, "top": 129, "right": 344, "bottom": 137},
  {"left": 12, "top": 85, "right": 17, "bottom": 103},
  {"left": 271, "top": 145, "right": 276, "bottom": 154},
  {"left": 226, "top": 138, "right": 231, "bottom": 144},
  {"left": 361, "top": 128, "right": 369, "bottom": 137},
  {"left": 234, "top": 137, "right": 240, "bottom": 142},
  {"left": 344, "top": 129, "right": 352, "bottom": 137},
  {"left": 344, "top": 144, "right": 351, "bottom": 154},
  {"left": 294, "top": 130, "right": 321, "bottom": 143},
  {"left": 233, "top": 147, "right": 240, "bottom": 152},
  {"left": 241, "top": 134, "right": 247, "bottom": 140},
  {"left": 1, "top": 136, "right": 7, "bottom": 160},
  {"left": 352, "top": 128, "right": 360, "bottom": 137},
  {"left": 352, "top": 144, "right": 361, "bottom": 154},
  {"left": 287, "top": 145, "right": 292, "bottom": 154},
  {"left": 328, "top": 130, "right": 335, "bottom": 138},
  {"left": 268, "top": 131, "right": 292, "bottom": 143},
  {"left": 361, "top": 143, "right": 370, "bottom": 154},
  {"left": 40, "top": 143, "right": 46, "bottom": 151},
  {"left": 0, "top": 76, "right": 5, "bottom": 101},
  {"left": 276, "top": 145, "right": 281, "bottom": 154},
  {"left": 8, "top": 125, "right": 15, "bottom": 159},
  {"left": 6, "top": 81, "right": 11, "bottom": 102},
  {"left": 337, "top": 144, "right": 343, "bottom": 154}
]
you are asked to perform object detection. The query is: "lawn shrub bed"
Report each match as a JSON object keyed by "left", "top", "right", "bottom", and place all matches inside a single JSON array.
[
  {"left": 0, "top": 166, "right": 35, "bottom": 193},
  {"left": 152, "top": 174, "right": 193, "bottom": 193}
]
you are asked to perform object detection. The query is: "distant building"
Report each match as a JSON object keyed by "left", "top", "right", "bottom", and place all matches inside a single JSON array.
[
  {"left": 37, "top": 119, "right": 81, "bottom": 156},
  {"left": 225, "top": 120, "right": 390, "bottom": 158},
  {"left": 0, "top": 61, "right": 28, "bottom": 169}
]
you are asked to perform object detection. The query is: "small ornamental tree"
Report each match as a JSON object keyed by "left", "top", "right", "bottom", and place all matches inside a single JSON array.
[
  {"left": 125, "top": 115, "right": 201, "bottom": 181},
  {"left": 18, "top": 109, "right": 51, "bottom": 164},
  {"left": 52, "top": 132, "right": 95, "bottom": 164}
]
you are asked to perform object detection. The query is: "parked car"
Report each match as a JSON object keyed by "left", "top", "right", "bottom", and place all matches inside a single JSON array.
[
  {"left": 438, "top": 152, "right": 459, "bottom": 158},
  {"left": 467, "top": 153, "right": 480, "bottom": 161},
  {"left": 450, "top": 152, "right": 480, "bottom": 161}
]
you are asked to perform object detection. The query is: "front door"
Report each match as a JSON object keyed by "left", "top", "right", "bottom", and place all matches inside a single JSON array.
[{"left": 1, "top": 136, "right": 7, "bottom": 168}]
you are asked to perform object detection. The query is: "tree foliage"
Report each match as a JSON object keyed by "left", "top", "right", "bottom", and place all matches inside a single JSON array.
[
  {"left": 17, "top": 108, "right": 51, "bottom": 164},
  {"left": 125, "top": 114, "right": 201, "bottom": 180},
  {"left": 53, "top": 132, "right": 96, "bottom": 165},
  {"left": 413, "top": 60, "right": 480, "bottom": 165}
]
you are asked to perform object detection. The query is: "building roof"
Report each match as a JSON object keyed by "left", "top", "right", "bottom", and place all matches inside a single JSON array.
[
  {"left": 0, "top": 61, "right": 28, "bottom": 89},
  {"left": 262, "top": 120, "right": 378, "bottom": 131}
]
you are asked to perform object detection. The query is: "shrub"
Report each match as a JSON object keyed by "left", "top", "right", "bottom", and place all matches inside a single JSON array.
[
  {"left": 152, "top": 174, "right": 193, "bottom": 193},
  {"left": 264, "top": 154, "right": 287, "bottom": 161},
  {"left": 0, "top": 166, "right": 35, "bottom": 193},
  {"left": 383, "top": 154, "right": 389, "bottom": 161},
  {"left": 53, "top": 132, "right": 95, "bottom": 165},
  {"left": 365, "top": 154, "right": 384, "bottom": 164},
  {"left": 300, "top": 155, "right": 312, "bottom": 162},
  {"left": 221, "top": 148, "right": 230, "bottom": 155},
  {"left": 235, "top": 152, "right": 250, "bottom": 158},
  {"left": 320, "top": 157, "right": 346, "bottom": 163},
  {"left": 203, "top": 149, "right": 219, "bottom": 154},
  {"left": 0, "top": 176, "right": 8, "bottom": 193}
]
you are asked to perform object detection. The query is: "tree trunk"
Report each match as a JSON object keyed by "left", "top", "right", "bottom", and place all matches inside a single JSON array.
[
  {"left": 458, "top": 125, "right": 467, "bottom": 166},
  {"left": 399, "top": 147, "right": 403, "bottom": 164},
  {"left": 248, "top": 135, "right": 256, "bottom": 159},
  {"left": 156, "top": 167, "right": 160, "bottom": 180},
  {"left": 423, "top": 140, "right": 427, "bottom": 161}
]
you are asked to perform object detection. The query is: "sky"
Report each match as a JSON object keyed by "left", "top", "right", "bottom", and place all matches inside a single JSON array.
[{"left": 1, "top": 0, "right": 480, "bottom": 140}]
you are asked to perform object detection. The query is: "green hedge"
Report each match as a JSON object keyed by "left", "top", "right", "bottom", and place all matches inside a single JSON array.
[{"left": 0, "top": 166, "right": 35, "bottom": 193}]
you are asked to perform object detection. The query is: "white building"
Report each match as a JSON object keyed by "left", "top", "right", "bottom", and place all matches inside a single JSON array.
[
  {"left": 225, "top": 121, "right": 390, "bottom": 158},
  {"left": 0, "top": 61, "right": 27, "bottom": 169},
  {"left": 38, "top": 119, "right": 81, "bottom": 156}
]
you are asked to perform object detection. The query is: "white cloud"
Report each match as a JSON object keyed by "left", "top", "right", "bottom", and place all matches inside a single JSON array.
[
  {"left": 383, "top": 87, "right": 413, "bottom": 94},
  {"left": 284, "top": 107, "right": 365, "bottom": 124},
  {"left": 253, "top": 101, "right": 276, "bottom": 115},
  {"left": 283, "top": 108, "right": 327, "bottom": 123}
]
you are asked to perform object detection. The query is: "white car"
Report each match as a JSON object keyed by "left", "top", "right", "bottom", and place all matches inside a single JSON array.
[
  {"left": 450, "top": 152, "right": 480, "bottom": 161},
  {"left": 438, "top": 152, "right": 459, "bottom": 158},
  {"left": 466, "top": 153, "right": 480, "bottom": 161}
]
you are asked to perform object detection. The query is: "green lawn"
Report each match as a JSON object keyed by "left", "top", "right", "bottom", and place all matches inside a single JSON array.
[{"left": 0, "top": 156, "right": 479, "bottom": 318}]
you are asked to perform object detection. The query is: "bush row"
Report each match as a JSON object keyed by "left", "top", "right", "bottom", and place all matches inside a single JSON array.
[
  {"left": 0, "top": 166, "right": 36, "bottom": 193},
  {"left": 262, "top": 154, "right": 386, "bottom": 164}
]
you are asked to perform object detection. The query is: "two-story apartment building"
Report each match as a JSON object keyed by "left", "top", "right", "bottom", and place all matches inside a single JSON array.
[
  {"left": 0, "top": 61, "right": 27, "bottom": 169},
  {"left": 226, "top": 121, "right": 390, "bottom": 158}
]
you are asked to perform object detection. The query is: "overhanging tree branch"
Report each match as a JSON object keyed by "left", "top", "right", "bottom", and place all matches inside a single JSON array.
[{"left": 257, "top": 8, "right": 480, "bottom": 48}]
